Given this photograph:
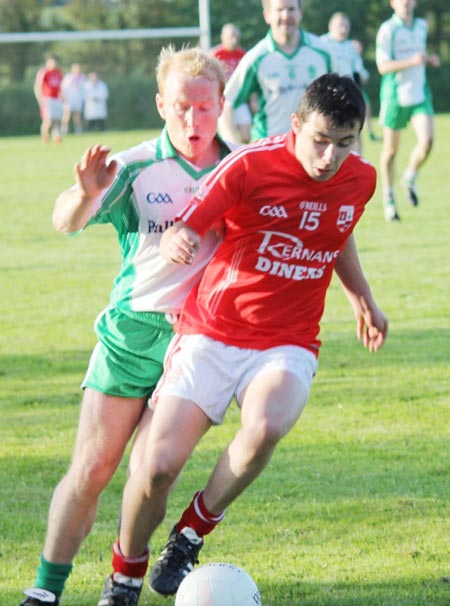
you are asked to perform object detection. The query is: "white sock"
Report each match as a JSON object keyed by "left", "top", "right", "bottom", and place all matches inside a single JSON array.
[{"left": 403, "top": 168, "right": 417, "bottom": 183}]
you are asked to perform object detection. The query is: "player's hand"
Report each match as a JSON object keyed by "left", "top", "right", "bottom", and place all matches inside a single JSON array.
[
  {"left": 356, "top": 307, "right": 388, "bottom": 353},
  {"left": 427, "top": 53, "right": 441, "bottom": 68},
  {"left": 162, "top": 225, "right": 201, "bottom": 265},
  {"left": 74, "top": 144, "right": 117, "bottom": 198},
  {"left": 410, "top": 52, "right": 428, "bottom": 67}
]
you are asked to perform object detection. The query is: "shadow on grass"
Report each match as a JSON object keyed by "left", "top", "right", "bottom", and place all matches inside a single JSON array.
[
  {"left": 1, "top": 324, "right": 448, "bottom": 398},
  {"left": 255, "top": 576, "right": 450, "bottom": 606},
  {"left": 319, "top": 326, "right": 449, "bottom": 371},
  {"left": 0, "top": 350, "right": 90, "bottom": 381},
  {"left": 0, "top": 324, "right": 448, "bottom": 395},
  {"left": 4, "top": 429, "right": 445, "bottom": 530},
  {"left": 0, "top": 350, "right": 90, "bottom": 409},
  {"left": 0, "top": 325, "right": 448, "bottom": 372},
  {"left": 7, "top": 577, "right": 450, "bottom": 606},
  {"left": 2, "top": 330, "right": 449, "bottom": 606}
]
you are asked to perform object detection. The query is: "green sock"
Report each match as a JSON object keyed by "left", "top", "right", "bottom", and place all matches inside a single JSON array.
[{"left": 35, "top": 554, "right": 73, "bottom": 598}]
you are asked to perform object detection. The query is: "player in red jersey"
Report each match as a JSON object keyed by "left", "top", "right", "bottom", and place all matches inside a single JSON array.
[
  {"left": 210, "top": 23, "right": 246, "bottom": 80},
  {"left": 33, "top": 56, "right": 64, "bottom": 143},
  {"left": 211, "top": 23, "right": 253, "bottom": 143},
  {"left": 116, "top": 74, "right": 388, "bottom": 597}
]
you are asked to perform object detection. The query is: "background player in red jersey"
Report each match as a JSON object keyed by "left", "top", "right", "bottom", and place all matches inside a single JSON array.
[
  {"left": 33, "top": 55, "right": 64, "bottom": 143},
  {"left": 210, "top": 22, "right": 253, "bottom": 143},
  {"left": 116, "top": 74, "right": 388, "bottom": 597}
]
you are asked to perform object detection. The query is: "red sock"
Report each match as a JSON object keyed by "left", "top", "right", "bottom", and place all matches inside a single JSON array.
[
  {"left": 176, "top": 491, "right": 225, "bottom": 537},
  {"left": 111, "top": 541, "right": 149, "bottom": 579}
]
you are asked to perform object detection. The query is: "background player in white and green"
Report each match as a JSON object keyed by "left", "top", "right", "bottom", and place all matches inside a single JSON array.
[
  {"left": 219, "top": 0, "right": 337, "bottom": 142},
  {"left": 321, "top": 11, "right": 370, "bottom": 154},
  {"left": 376, "top": 0, "right": 440, "bottom": 222},
  {"left": 20, "top": 47, "right": 232, "bottom": 606},
  {"left": 322, "top": 12, "right": 366, "bottom": 82}
]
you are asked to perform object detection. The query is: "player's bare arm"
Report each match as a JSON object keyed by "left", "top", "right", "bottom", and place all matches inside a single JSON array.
[
  {"left": 377, "top": 51, "right": 438, "bottom": 75},
  {"left": 52, "top": 145, "right": 117, "bottom": 235},
  {"left": 218, "top": 101, "right": 241, "bottom": 144},
  {"left": 334, "top": 235, "right": 388, "bottom": 352},
  {"left": 33, "top": 72, "right": 44, "bottom": 104},
  {"left": 160, "top": 221, "right": 201, "bottom": 265}
]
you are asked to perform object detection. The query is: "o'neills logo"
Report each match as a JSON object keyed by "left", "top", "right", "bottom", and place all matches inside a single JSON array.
[{"left": 336, "top": 205, "right": 354, "bottom": 232}]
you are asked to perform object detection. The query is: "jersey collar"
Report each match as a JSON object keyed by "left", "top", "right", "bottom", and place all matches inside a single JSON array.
[
  {"left": 266, "top": 29, "right": 304, "bottom": 54},
  {"left": 392, "top": 13, "right": 415, "bottom": 29}
]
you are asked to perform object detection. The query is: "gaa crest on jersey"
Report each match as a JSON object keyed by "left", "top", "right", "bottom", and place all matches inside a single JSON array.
[
  {"left": 259, "top": 204, "right": 288, "bottom": 219},
  {"left": 146, "top": 192, "right": 173, "bottom": 204},
  {"left": 336, "top": 205, "right": 354, "bottom": 233}
]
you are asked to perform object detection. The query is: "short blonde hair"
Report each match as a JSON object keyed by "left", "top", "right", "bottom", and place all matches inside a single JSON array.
[{"left": 156, "top": 46, "right": 226, "bottom": 96}]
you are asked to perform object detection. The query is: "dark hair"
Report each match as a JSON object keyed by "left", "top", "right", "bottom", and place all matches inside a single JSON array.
[{"left": 295, "top": 73, "right": 366, "bottom": 131}]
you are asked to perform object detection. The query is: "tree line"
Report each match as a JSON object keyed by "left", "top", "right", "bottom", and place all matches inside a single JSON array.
[
  {"left": 0, "top": 0, "right": 448, "bottom": 135},
  {"left": 0, "top": 0, "right": 448, "bottom": 83}
]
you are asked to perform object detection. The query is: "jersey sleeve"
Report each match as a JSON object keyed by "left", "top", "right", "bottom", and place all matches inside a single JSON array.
[
  {"left": 224, "top": 42, "right": 265, "bottom": 109},
  {"left": 420, "top": 18, "right": 429, "bottom": 36},
  {"left": 357, "top": 55, "right": 370, "bottom": 83},
  {"left": 85, "top": 159, "right": 133, "bottom": 229},
  {"left": 177, "top": 152, "right": 245, "bottom": 236},
  {"left": 352, "top": 48, "right": 366, "bottom": 79},
  {"left": 306, "top": 32, "right": 339, "bottom": 74},
  {"left": 376, "top": 22, "right": 393, "bottom": 65}
]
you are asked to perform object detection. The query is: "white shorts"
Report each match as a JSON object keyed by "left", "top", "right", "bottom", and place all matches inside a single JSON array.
[
  {"left": 152, "top": 334, "right": 318, "bottom": 424},
  {"left": 44, "top": 97, "right": 63, "bottom": 121},
  {"left": 66, "top": 100, "right": 83, "bottom": 113},
  {"left": 234, "top": 103, "right": 252, "bottom": 126}
]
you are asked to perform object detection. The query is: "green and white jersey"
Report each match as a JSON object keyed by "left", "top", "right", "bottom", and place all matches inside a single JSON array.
[
  {"left": 320, "top": 35, "right": 366, "bottom": 80},
  {"left": 83, "top": 128, "right": 232, "bottom": 314},
  {"left": 376, "top": 14, "right": 429, "bottom": 107},
  {"left": 225, "top": 30, "right": 336, "bottom": 140}
]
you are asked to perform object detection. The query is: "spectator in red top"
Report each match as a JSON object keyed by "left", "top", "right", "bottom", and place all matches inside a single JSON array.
[
  {"left": 33, "top": 56, "right": 64, "bottom": 143},
  {"left": 211, "top": 23, "right": 253, "bottom": 143}
]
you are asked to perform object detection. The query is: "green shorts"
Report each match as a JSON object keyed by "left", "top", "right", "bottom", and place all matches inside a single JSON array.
[
  {"left": 379, "top": 90, "right": 434, "bottom": 130},
  {"left": 82, "top": 307, "right": 174, "bottom": 398}
]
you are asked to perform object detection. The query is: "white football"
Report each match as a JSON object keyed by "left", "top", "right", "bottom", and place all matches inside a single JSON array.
[{"left": 175, "top": 562, "right": 261, "bottom": 606}]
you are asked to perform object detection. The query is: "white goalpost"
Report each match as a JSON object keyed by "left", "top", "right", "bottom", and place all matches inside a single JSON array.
[{"left": 0, "top": 0, "right": 211, "bottom": 48}]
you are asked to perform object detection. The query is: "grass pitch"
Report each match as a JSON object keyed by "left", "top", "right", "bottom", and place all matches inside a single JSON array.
[{"left": 0, "top": 122, "right": 449, "bottom": 606}]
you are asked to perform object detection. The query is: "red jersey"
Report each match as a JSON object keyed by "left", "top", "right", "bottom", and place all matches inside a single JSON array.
[
  {"left": 176, "top": 132, "right": 376, "bottom": 355},
  {"left": 38, "top": 67, "right": 63, "bottom": 98},
  {"left": 210, "top": 44, "right": 246, "bottom": 80}
]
